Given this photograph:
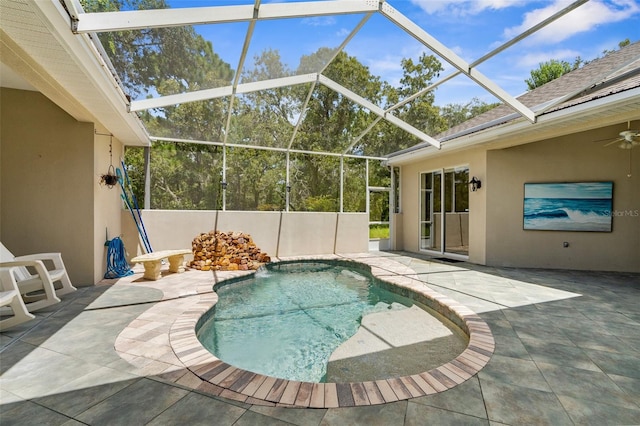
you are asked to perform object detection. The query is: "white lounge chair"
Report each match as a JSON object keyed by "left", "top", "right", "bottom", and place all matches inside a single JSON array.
[
  {"left": 0, "top": 267, "right": 36, "bottom": 330},
  {"left": 0, "top": 242, "right": 76, "bottom": 310}
]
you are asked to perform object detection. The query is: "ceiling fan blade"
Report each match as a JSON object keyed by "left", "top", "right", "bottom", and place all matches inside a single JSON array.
[{"left": 604, "top": 137, "right": 623, "bottom": 147}]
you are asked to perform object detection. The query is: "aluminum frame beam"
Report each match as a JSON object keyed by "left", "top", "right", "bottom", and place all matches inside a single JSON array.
[
  {"left": 287, "top": 11, "right": 373, "bottom": 151},
  {"left": 73, "top": 1, "right": 378, "bottom": 33},
  {"left": 134, "top": 71, "right": 441, "bottom": 149},
  {"left": 70, "top": 0, "right": 595, "bottom": 154},
  {"left": 130, "top": 73, "right": 317, "bottom": 111},
  {"left": 346, "top": 0, "right": 588, "bottom": 149},
  {"left": 379, "top": 2, "right": 536, "bottom": 123},
  {"left": 287, "top": 80, "right": 318, "bottom": 151},
  {"left": 318, "top": 75, "right": 441, "bottom": 148},
  {"left": 151, "top": 136, "right": 387, "bottom": 161},
  {"left": 534, "top": 56, "right": 640, "bottom": 116},
  {"left": 390, "top": 0, "right": 588, "bottom": 116}
]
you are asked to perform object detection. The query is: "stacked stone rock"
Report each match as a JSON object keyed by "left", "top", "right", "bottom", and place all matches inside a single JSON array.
[{"left": 189, "top": 230, "right": 271, "bottom": 271}]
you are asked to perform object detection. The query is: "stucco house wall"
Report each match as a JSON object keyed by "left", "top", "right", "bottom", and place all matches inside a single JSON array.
[
  {"left": 1, "top": 87, "right": 369, "bottom": 284},
  {"left": 485, "top": 124, "right": 639, "bottom": 272},
  {"left": 396, "top": 122, "right": 639, "bottom": 273},
  {"left": 397, "top": 148, "right": 487, "bottom": 264},
  {"left": 1, "top": 88, "right": 124, "bottom": 284}
]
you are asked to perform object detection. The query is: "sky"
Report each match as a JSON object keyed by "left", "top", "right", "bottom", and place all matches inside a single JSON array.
[{"left": 166, "top": 0, "right": 640, "bottom": 106}]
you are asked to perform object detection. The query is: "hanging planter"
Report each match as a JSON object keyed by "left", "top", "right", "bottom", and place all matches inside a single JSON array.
[
  {"left": 99, "top": 133, "right": 119, "bottom": 188},
  {"left": 100, "top": 164, "right": 119, "bottom": 188}
]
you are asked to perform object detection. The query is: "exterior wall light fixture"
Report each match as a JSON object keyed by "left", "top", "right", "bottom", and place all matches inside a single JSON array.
[{"left": 469, "top": 176, "right": 482, "bottom": 191}]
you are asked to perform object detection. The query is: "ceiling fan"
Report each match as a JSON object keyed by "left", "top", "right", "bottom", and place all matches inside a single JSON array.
[
  {"left": 601, "top": 122, "right": 639, "bottom": 178},
  {"left": 603, "top": 126, "right": 640, "bottom": 149}
]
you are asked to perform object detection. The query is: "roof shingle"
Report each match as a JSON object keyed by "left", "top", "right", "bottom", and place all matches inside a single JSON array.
[{"left": 436, "top": 40, "right": 640, "bottom": 141}]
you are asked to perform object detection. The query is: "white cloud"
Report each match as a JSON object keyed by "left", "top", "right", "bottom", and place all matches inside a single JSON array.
[
  {"left": 369, "top": 57, "right": 403, "bottom": 73},
  {"left": 301, "top": 16, "right": 336, "bottom": 27},
  {"left": 365, "top": 54, "right": 404, "bottom": 85},
  {"left": 517, "top": 49, "right": 582, "bottom": 67},
  {"left": 347, "top": 38, "right": 427, "bottom": 82},
  {"left": 503, "top": 0, "right": 640, "bottom": 45},
  {"left": 410, "top": 0, "right": 525, "bottom": 16}
]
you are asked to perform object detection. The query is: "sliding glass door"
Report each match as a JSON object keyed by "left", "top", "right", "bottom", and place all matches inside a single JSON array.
[{"left": 420, "top": 167, "right": 469, "bottom": 257}]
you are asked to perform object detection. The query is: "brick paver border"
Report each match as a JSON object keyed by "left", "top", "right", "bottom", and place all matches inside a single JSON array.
[{"left": 169, "top": 255, "right": 495, "bottom": 408}]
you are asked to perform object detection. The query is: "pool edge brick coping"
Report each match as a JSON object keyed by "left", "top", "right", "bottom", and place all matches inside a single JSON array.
[{"left": 165, "top": 254, "right": 495, "bottom": 408}]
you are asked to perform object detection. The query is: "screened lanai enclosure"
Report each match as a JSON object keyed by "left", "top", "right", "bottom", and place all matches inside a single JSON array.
[{"left": 61, "top": 0, "right": 594, "bottom": 250}]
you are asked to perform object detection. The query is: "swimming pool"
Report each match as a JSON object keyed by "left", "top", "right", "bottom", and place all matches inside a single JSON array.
[
  {"left": 196, "top": 260, "right": 467, "bottom": 383},
  {"left": 173, "top": 256, "right": 495, "bottom": 408}
]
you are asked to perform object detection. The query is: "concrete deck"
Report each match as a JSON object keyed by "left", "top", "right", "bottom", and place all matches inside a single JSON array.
[{"left": 1, "top": 251, "right": 639, "bottom": 425}]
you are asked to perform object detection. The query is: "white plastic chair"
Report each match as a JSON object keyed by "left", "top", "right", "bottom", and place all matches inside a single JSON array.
[
  {"left": 0, "top": 267, "right": 36, "bottom": 330},
  {"left": 0, "top": 242, "right": 75, "bottom": 310}
]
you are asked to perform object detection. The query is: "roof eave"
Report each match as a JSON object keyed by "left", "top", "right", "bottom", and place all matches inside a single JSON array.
[
  {"left": 24, "top": 1, "right": 150, "bottom": 146},
  {"left": 387, "top": 86, "right": 640, "bottom": 166}
]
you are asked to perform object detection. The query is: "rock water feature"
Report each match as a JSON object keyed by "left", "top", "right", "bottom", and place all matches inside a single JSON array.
[{"left": 189, "top": 230, "right": 271, "bottom": 271}]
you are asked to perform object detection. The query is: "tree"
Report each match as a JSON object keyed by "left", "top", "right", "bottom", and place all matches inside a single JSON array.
[
  {"left": 82, "top": 0, "right": 233, "bottom": 100},
  {"left": 226, "top": 49, "right": 297, "bottom": 210},
  {"left": 525, "top": 59, "right": 577, "bottom": 90},
  {"left": 360, "top": 53, "right": 445, "bottom": 194},
  {"left": 83, "top": 0, "right": 450, "bottom": 212},
  {"left": 367, "top": 53, "right": 446, "bottom": 159},
  {"left": 292, "top": 50, "right": 385, "bottom": 210},
  {"left": 524, "top": 39, "right": 633, "bottom": 91},
  {"left": 83, "top": 0, "right": 235, "bottom": 209},
  {"left": 601, "top": 38, "right": 631, "bottom": 57},
  {"left": 440, "top": 97, "right": 499, "bottom": 128}
]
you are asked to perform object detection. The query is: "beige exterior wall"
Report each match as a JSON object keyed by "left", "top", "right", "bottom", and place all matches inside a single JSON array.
[
  {"left": 93, "top": 127, "right": 126, "bottom": 283},
  {"left": 1, "top": 88, "right": 123, "bottom": 284},
  {"left": 398, "top": 148, "right": 487, "bottom": 264},
  {"left": 485, "top": 125, "right": 639, "bottom": 272},
  {"left": 397, "top": 122, "right": 639, "bottom": 272},
  {"left": 121, "top": 210, "right": 369, "bottom": 260}
]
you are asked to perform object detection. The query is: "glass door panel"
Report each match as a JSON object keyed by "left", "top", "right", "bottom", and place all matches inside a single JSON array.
[
  {"left": 444, "top": 168, "right": 469, "bottom": 256},
  {"left": 419, "top": 172, "right": 432, "bottom": 250},
  {"left": 420, "top": 167, "right": 469, "bottom": 256},
  {"left": 432, "top": 171, "right": 442, "bottom": 251}
]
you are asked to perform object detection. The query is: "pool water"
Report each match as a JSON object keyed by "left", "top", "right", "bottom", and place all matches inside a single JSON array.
[{"left": 197, "top": 262, "right": 416, "bottom": 383}]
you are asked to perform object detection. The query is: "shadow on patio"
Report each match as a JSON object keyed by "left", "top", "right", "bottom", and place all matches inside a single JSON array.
[{"left": 1, "top": 252, "right": 639, "bottom": 425}]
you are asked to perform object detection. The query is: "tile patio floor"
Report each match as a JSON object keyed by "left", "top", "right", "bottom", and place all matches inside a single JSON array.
[{"left": 1, "top": 251, "right": 639, "bottom": 425}]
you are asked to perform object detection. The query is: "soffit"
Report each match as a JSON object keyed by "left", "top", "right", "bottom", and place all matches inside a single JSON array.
[
  {"left": 0, "top": 0, "right": 149, "bottom": 146},
  {"left": 0, "top": 62, "right": 36, "bottom": 91},
  {"left": 387, "top": 86, "right": 640, "bottom": 165}
]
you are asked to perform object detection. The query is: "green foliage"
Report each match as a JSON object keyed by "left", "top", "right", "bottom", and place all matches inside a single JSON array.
[
  {"left": 440, "top": 97, "right": 499, "bottom": 128},
  {"left": 82, "top": 0, "right": 233, "bottom": 100},
  {"left": 363, "top": 53, "right": 446, "bottom": 157},
  {"left": 86, "top": 1, "right": 453, "bottom": 215},
  {"left": 298, "top": 50, "right": 383, "bottom": 154},
  {"left": 147, "top": 141, "right": 223, "bottom": 210},
  {"left": 524, "top": 39, "right": 633, "bottom": 91},
  {"left": 304, "top": 195, "right": 338, "bottom": 212},
  {"left": 225, "top": 148, "right": 287, "bottom": 211},
  {"left": 122, "top": 146, "right": 146, "bottom": 206},
  {"left": 525, "top": 59, "right": 576, "bottom": 90},
  {"left": 342, "top": 158, "right": 366, "bottom": 213},
  {"left": 369, "top": 224, "right": 390, "bottom": 239},
  {"left": 602, "top": 38, "right": 631, "bottom": 57}
]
